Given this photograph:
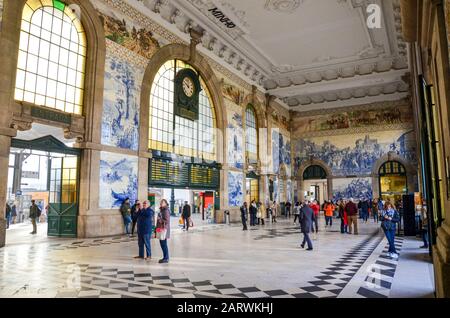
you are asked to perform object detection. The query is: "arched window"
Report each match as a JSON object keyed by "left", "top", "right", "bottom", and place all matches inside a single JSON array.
[
  {"left": 245, "top": 105, "right": 258, "bottom": 163},
  {"left": 303, "top": 165, "right": 327, "bottom": 180},
  {"left": 15, "top": 0, "right": 86, "bottom": 115},
  {"left": 149, "top": 60, "right": 216, "bottom": 161},
  {"left": 379, "top": 161, "right": 407, "bottom": 202}
]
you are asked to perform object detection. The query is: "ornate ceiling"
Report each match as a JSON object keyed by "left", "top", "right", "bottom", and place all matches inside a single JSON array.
[{"left": 134, "top": 0, "right": 409, "bottom": 111}]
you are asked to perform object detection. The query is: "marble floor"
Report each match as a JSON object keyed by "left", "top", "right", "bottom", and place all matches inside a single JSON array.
[{"left": 0, "top": 216, "right": 435, "bottom": 298}]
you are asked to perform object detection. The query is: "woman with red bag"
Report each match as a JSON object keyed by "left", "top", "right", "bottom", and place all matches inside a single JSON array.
[{"left": 156, "top": 199, "right": 171, "bottom": 264}]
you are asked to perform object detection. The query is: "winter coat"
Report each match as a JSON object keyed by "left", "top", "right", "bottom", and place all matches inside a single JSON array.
[
  {"left": 299, "top": 205, "right": 314, "bottom": 234},
  {"left": 137, "top": 207, "right": 154, "bottom": 235},
  {"left": 156, "top": 206, "right": 171, "bottom": 239}
]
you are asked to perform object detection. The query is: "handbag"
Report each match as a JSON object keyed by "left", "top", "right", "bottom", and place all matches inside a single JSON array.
[{"left": 156, "top": 227, "right": 167, "bottom": 240}]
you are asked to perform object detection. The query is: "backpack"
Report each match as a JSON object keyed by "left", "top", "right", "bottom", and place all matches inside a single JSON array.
[{"left": 36, "top": 206, "right": 42, "bottom": 218}]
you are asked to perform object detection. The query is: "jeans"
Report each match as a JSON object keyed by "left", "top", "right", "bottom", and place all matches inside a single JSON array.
[
  {"left": 183, "top": 216, "right": 190, "bottom": 231},
  {"left": 302, "top": 232, "right": 313, "bottom": 249},
  {"left": 373, "top": 212, "right": 379, "bottom": 223},
  {"left": 325, "top": 216, "right": 333, "bottom": 226},
  {"left": 159, "top": 239, "right": 169, "bottom": 261},
  {"left": 340, "top": 219, "right": 348, "bottom": 233},
  {"left": 131, "top": 220, "right": 137, "bottom": 235},
  {"left": 138, "top": 233, "right": 151, "bottom": 258},
  {"left": 311, "top": 216, "right": 319, "bottom": 233},
  {"left": 5, "top": 215, "right": 11, "bottom": 229},
  {"left": 249, "top": 213, "right": 256, "bottom": 226},
  {"left": 242, "top": 218, "right": 247, "bottom": 230},
  {"left": 383, "top": 228, "right": 397, "bottom": 254},
  {"left": 362, "top": 211, "right": 369, "bottom": 222},
  {"left": 422, "top": 229, "right": 429, "bottom": 247},
  {"left": 123, "top": 216, "right": 132, "bottom": 234}
]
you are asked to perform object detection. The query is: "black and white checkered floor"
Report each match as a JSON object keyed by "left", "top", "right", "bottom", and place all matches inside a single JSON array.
[{"left": 0, "top": 219, "right": 420, "bottom": 298}]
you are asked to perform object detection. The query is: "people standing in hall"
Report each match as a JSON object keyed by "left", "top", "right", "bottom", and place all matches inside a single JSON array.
[
  {"left": 381, "top": 202, "right": 400, "bottom": 259},
  {"left": 338, "top": 199, "right": 348, "bottom": 234},
  {"left": 120, "top": 198, "right": 132, "bottom": 236},
  {"left": 299, "top": 201, "right": 314, "bottom": 251},
  {"left": 249, "top": 200, "right": 257, "bottom": 226},
  {"left": 130, "top": 199, "right": 140, "bottom": 237},
  {"left": 29, "top": 200, "right": 41, "bottom": 235},
  {"left": 285, "top": 201, "right": 292, "bottom": 218},
  {"left": 324, "top": 200, "right": 335, "bottom": 227},
  {"left": 257, "top": 201, "right": 266, "bottom": 225},
  {"left": 240, "top": 202, "right": 248, "bottom": 230},
  {"left": 271, "top": 201, "right": 278, "bottom": 223},
  {"left": 293, "top": 202, "right": 301, "bottom": 225},
  {"left": 182, "top": 201, "right": 191, "bottom": 231},
  {"left": 372, "top": 199, "right": 379, "bottom": 223},
  {"left": 360, "top": 199, "right": 370, "bottom": 223},
  {"left": 345, "top": 198, "right": 358, "bottom": 235},
  {"left": 11, "top": 202, "right": 17, "bottom": 224},
  {"left": 134, "top": 201, "right": 153, "bottom": 260},
  {"left": 5, "top": 203, "right": 11, "bottom": 229},
  {"left": 310, "top": 200, "right": 320, "bottom": 233},
  {"left": 156, "top": 199, "right": 171, "bottom": 263}
]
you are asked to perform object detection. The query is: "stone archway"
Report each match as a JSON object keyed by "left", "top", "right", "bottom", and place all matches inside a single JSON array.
[
  {"left": 296, "top": 158, "right": 333, "bottom": 201},
  {"left": 371, "top": 152, "right": 417, "bottom": 199}
]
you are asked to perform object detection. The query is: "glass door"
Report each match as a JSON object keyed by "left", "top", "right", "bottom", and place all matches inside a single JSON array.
[{"left": 47, "top": 155, "right": 79, "bottom": 237}]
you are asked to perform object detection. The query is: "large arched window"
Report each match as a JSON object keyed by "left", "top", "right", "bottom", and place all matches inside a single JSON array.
[
  {"left": 245, "top": 105, "right": 258, "bottom": 163},
  {"left": 15, "top": 0, "right": 86, "bottom": 115},
  {"left": 149, "top": 60, "right": 216, "bottom": 161}
]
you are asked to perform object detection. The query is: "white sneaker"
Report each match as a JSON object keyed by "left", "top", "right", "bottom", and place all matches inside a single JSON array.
[{"left": 391, "top": 253, "right": 399, "bottom": 259}]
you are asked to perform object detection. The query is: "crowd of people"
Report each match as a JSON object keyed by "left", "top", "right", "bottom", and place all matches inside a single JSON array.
[
  {"left": 238, "top": 197, "right": 412, "bottom": 260},
  {"left": 119, "top": 198, "right": 171, "bottom": 264}
]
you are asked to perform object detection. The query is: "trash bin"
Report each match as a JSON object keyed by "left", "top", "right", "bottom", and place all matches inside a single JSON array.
[{"left": 224, "top": 210, "right": 230, "bottom": 225}]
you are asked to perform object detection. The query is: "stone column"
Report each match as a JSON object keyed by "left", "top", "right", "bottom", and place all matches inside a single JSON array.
[{"left": 0, "top": 135, "right": 12, "bottom": 247}]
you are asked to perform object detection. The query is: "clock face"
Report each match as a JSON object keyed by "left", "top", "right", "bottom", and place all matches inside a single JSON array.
[{"left": 182, "top": 76, "right": 195, "bottom": 97}]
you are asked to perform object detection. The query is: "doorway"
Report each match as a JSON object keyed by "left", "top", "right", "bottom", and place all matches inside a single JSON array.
[
  {"left": 303, "top": 165, "right": 328, "bottom": 203},
  {"left": 379, "top": 161, "right": 408, "bottom": 203},
  {"left": 6, "top": 135, "right": 80, "bottom": 242}
]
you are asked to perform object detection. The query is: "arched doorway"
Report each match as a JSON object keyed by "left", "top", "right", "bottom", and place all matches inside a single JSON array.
[
  {"left": 379, "top": 161, "right": 408, "bottom": 203},
  {"left": 303, "top": 165, "right": 328, "bottom": 203}
]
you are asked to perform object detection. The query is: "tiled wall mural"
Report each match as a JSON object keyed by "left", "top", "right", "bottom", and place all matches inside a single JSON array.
[
  {"left": 294, "top": 130, "right": 417, "bottom": 177},
  {"left": 95, "top": 2, "right": 159, "bottom": 60},
  {"left": 272, "top": 130, "right": 292, "bottom": 176},
  {"left": 293, "top": 105, "right": 413, "bottom": 135},
  {"left": 227, "top": 105, "right": 244, "bottom": 169},
  {"left": 99, "top": 152, "right": 138, "bottom": 209},
  {"left": 228, "top": 171, "right": 243, "bottom": 207},
  {"left": 332, "top": 178, "right": 373, "bottom": 201},
  {"left": 101, "top": 52, "right": 144, "bottom": 151}
]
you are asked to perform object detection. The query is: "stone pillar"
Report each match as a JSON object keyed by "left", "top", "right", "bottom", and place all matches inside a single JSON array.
[{"left": 0, "top": 135, "right": 12, "bottom": 247}]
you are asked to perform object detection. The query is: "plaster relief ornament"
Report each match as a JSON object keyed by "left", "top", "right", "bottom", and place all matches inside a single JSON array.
[{"left": 264, "top": 0, "right": 305, "bottom": 13}]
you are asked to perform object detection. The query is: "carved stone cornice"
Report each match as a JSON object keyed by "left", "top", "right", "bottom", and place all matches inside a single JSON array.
[{"left": 10, "top": 117, "right": 32, "bottom": 132}]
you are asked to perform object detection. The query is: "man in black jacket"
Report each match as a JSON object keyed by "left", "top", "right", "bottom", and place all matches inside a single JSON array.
[
  {"left": 240, "top": 202, "right": 248, "bottom": 231},
  {"left": 130, "top": 200, "right": 140, "bottom": 237},
  {"left": 182, "top": 201, "right": 191, "bottom": 231},
  {"left": 299, "top": 202, "right": 314, "bottom": 250}
]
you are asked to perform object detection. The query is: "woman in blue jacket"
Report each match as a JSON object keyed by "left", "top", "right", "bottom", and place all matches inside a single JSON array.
[
  {"left": 134, "top": 200, "right": 154, "bottom": 260},
  {"left": 381, "top": 202, "right": 400, "bottom": 259}
]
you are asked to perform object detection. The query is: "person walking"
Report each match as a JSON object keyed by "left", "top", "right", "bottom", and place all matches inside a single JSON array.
[
  {"left": 130, "top": 199, "right": 140, "bottom": 237},
  {"left": 299, "top": 201, "right": 314, "bottom": 251},
  {"left": 120, "top": 198, "right": 132, "bottom": 236},
  {"left": 182, "top": 201, "right": 191, "bottom": 231},
  {"left": 257, "top": 201, "right": 266, "bottom": 225},
  {"left": 310, "top": 200, "right": 320, "bottom": 233},
  {"left": 420, "top": 210, "right": 429, "bottom": 249},
  {"left": 324, "top": 201, "right": 335, "bottom": 227},
  {"left": 29, "top": 200, "right": 41, "bottom": 235},
  {"left": 293, "top": 202, "right": 301, "bottom": 224},
  {"left": 271, "top": 201, "right": 278, "bottom": 223},
  {"left": 345, "top": 198, "right": 358, "bottom": 235},
  {"left": 134, "top": 201, "right": 153, "bottom": 260},
  {"left": 361, "top": 199, "right": 370, "bottom": 223},
  {"left": 156, "top": 199, "right": 171, "bottom": 263},
  {"left": 285, "top": 201, "right": 292, "bottom": 218},
  {"left": 5, "top": 203, "right": 11, "bottom": 229},
  {"left": 381, "top": 202, "right": 400, "bottom": 259},
  {"left": 11, "top": 203, "right": 17, "bottom": 225},
  {"left": 249, "top": 200, "right": 258, "bottom": 226},
  {"left": 338, "top": 200, "right": 348, "bottom": 234},
  {"left": 372, "top": 199, "right": 379, "bottom": 223},
  {"left": 240, "top": 202, "right": 248, "bottom": 230}
]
